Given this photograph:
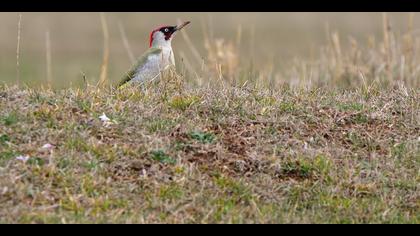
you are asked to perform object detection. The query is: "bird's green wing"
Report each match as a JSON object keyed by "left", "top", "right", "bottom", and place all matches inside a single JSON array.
[{"left": 117, "top": 47, "right": 162, "bottom": 88}]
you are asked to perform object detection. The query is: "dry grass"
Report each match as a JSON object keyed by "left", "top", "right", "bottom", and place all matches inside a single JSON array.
[
  {"left": 168, "top": 13, "right": 420, "bottom": 91},
  {"left": 0, "top": 81, "right": 418, "bottom": 223}
]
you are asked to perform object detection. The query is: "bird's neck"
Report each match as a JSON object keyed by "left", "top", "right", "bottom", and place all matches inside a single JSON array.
[
  {"left": 158, "top": 44, "right": 173, "bottom": 54},
  {"left": 153, "top": 42, "right": 175, "bottom": 66},
  {"left": 151, "top": 38, "right": 172, "bottom": 50}
]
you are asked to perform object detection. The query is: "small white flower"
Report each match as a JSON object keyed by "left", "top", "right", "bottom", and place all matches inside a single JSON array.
[
  {"left": 99, "top": 113, "right": 111, "bottom": 122},
  {"left": 41, "top": 143, "right": 54, "bottom": 150},
  {"left": 99, "top": 113, "right": 118, "bottom": 127},
  {"left": 16, "top": 155, "right": 30, "bottom": 162}
]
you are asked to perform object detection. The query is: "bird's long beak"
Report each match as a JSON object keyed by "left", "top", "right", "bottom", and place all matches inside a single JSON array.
[{"left": 175, "top": 21, "right": 191, "bottom": 31}]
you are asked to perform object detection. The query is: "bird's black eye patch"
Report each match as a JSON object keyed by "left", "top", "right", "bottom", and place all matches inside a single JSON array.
[
  {"left": 160, "top": 27, "right": 176, "bottom": 40},
  {"left": 160, "top": 27, "right": 175, "bottom": 34}
]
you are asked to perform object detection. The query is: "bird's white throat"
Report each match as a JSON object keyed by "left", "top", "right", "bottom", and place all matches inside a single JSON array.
[{"left": 151, "top": 31, "right": 175, "bottom": 66}]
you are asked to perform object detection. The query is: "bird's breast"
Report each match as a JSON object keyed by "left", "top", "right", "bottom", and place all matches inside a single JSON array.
[
  {"left": 131, "top": 47, "right": 174, "bottom": 83},
  {"left": 160, "top": 47, "right": 175, "bottom": 67}
]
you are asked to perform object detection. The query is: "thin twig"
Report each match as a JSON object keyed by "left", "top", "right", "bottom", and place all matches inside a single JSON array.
[
  {"left": 46, "top": 30, "right": 53, "bottom": 89},
  {"left": 382, "top": 12, "right": 392, "bottom": 81},
  {"left": 98, "top": 12, "right": 109, "bottom": 88},
  {"left": 118, "top": 21, "right": 135, "bottom": 64},
  {"left": 80, "top": 70, "right": 88, "bottom": 90},
  {"left": 16, "top": 14, "right": 22, "bottom": 87}
]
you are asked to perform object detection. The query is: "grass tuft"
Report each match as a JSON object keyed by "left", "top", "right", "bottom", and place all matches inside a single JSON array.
[
  {"left": 150, "top": 150, "right": 176, "bottom": 165},
  {"left": 189, "top": 131, "right": 216, "bottom": 144}
]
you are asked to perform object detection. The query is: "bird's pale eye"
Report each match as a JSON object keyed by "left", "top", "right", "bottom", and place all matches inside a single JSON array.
[{"left": 164, "top": 28, "right": 169, "bottom": 32}]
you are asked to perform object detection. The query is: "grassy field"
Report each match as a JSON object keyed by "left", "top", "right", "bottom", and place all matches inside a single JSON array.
[
  {"left": 0, "top": 12, "right": 419, "bottom": 223},
  {"left": 0, "top": 83, "right": 418, "bottom": 223}
]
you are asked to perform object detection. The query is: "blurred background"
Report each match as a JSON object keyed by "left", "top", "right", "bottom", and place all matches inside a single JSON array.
[{"left": 0, "top": 12, "right": 418, "bottom": 88}]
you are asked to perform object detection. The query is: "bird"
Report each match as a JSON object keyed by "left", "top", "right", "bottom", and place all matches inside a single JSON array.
[{"left": 117, "top": 21, "right": 191, "bottom": 88}]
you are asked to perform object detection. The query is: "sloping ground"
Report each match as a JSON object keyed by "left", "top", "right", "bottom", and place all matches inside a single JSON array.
[{"left": 0, "top": 84, "right": 418, "bottom": 223}]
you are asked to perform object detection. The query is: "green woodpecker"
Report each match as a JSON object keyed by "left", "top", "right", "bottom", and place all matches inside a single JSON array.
[{"left": 118, "top": 21, "right": 190, "bottom": 88}]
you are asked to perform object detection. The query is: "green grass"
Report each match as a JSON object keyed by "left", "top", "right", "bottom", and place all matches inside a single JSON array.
[
  {"left": 0, "top": 134, "right": 10, "bottom": 145},
  {"left": 168, "top": 95, "right": 201, "bottom": 111},
  {"left": 189, "top": 131, "right": 216, "bottom": 144},
  {"left": 26, "top": 157, "right": 46, "bottom": 166},
  {"left": 0, "top": 150, "right": 18, "bottom": 162},
  {"left": 147, "top": 118, "right": 175, "bottom": 133},
  {"left": 337, "top": 102, "right": 364, "bottom": 112},
  {"left": 0, "top": 83, "right": 418, "bottom": 224},
  {"left": 278, "top": 160, "right": 315, "bottom": 179},
  {"left": 2, "top": 112, "right": 18, "bottom": 126},
  {"left": 150, "top": 150, "right": 176, "bottom": 165}
]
